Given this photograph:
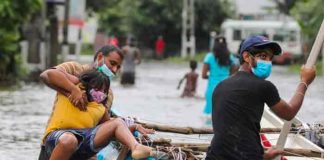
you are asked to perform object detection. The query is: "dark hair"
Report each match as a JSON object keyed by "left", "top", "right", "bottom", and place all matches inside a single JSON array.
[
  {"left": 127, "top": 36, "right": 136, "bottom": 47},
  {"left": 190, "top": 60, "right": 197, "bottom": 70},
  {"left": 93, "top": 45, "right": 123, "bottom": 61},
  {"left": 79, "top": 69, "right": 110, "bottom": 103},
  {"left": 238, "top": 39, "right": 245, "bottom": 64},
  {"left": 213, "top": 36, "right": 230, "bottom": 66}
]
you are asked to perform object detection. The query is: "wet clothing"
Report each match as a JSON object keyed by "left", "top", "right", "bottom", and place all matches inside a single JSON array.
[
  {"left": 206, "top": 71, "right": 281, "bottom": 160},
  {"left": 203, "top": 52, "right": 238, "bottom": 114},
  {"left": 121, "top": 46, "right": 140, "bottom": 85},
  {"left": 181, "top": 71, "right": 198, "bottom": 97},
  {"left": 44, "top": 127, "right": 102, "bottom": 160},
  {"left": 43, "top": 93, "right": 106, "bottom": 141}
]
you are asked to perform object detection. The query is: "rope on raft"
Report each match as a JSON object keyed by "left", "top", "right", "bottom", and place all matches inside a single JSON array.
[{"left": 118, "top": 116, "right": 324, "bottom": 159}]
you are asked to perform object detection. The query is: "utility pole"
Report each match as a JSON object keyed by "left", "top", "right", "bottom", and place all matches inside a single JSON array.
[
  {"left": 62, "top": 0, "right": 70, "bottom": 61},
  {"left": 181, "top": 0, "right": 195, "bottom": 58},
  {"left": 40, "top": 0, "right": 47, "bottom": 70},
  {"left": 47, "top": 1, "right": 60, "bottom": 67}
]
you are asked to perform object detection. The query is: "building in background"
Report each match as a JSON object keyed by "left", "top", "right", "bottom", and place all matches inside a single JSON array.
[{"left": 221, "top": 0, "right": 302, "bottom": 64}]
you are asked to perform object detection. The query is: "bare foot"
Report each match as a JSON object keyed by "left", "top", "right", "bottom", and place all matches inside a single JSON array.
[{"left": 131, "top": 144, "right": 153, "bottom": 159}]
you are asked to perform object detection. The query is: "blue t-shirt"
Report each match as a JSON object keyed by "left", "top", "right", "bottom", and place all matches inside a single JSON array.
[{"left": 203, "top": 52, "right": 238, "bottom": 85}]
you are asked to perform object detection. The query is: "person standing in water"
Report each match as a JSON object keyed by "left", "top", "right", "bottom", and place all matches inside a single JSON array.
[
  {"left": 177, "top": 60, "right": 199, "bottom": 97},
  {"left": 120, "top": 36, "right": 141, "bottom": 85},
  {"left": 202, "top": 36, "right": 239, "bottom": 117},
  {"left": 155, "top": 35, "right": 166, "bottom": 59}
]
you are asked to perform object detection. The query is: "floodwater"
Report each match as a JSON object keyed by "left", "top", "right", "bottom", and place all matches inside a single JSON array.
[{"left": 0, "top": 61, "right": 323, "bottom": 159}]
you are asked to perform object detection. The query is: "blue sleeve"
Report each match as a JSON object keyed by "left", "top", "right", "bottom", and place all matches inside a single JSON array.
[
  {"left": 204, "top": 53, "right": 213, "bottom": 64},
  {"left": 230, "top": 54, "right": 239, "bottom": 66}
]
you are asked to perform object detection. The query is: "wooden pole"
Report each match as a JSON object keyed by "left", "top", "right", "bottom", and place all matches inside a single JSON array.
[
  {"left": 283, "top": 148, "right": 324, "bottom": 158},
  {"left": 174, "top": 143, "right": 324, "bottom": 158},
  {"left": 140, "top": 135, "right": 324, "bottom": 158},
  {"left": 137, "top": 121, "right": 322, "bottom": 134},
  {"left": 137, "top": 121, "right": 213, "bottom": 134},
  {"left": 305, "top": 20, "right": 324, "bottom": 68},
  {"left": 275, "top": 19, "right": 324, "bottom": 160},
  {"left": 152, "top": 140, "right": 324, "bottom": 158}
]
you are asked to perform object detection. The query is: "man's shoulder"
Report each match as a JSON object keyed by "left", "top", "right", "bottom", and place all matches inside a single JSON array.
[
  {"left": 56, "top": 61, "right": 89, "bottom": 68},
  {"left": 56, "top": 61, "right": 92, "bottom": 75},
  {"left": 229, "top": 72, "right": 276, "bottom": 88}
]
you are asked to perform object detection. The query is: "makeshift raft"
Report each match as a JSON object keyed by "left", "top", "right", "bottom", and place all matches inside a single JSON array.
[{"left": 96, "top": 108, "right": 324, "bottom": 160}]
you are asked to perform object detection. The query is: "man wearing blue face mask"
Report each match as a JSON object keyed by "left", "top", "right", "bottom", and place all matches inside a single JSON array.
[{"left": 206, "top": 35, "right": 316, "bottom": 160}]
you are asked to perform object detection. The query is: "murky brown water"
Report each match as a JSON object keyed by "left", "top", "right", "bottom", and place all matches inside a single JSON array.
[{"left": 0, "top": 61, "right": 323, "bottom": 159}]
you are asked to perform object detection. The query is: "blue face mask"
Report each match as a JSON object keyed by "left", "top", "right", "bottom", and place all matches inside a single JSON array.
[
  {"left": 97, "top": 58, "right": 115, "bottom": 81},
  {"left": 251, "top": 59, "right": 272, "bottom": 79}
]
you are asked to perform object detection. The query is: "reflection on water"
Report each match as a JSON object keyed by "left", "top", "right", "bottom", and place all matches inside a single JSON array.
[{"left": 0, "top": 62, "right": 323, "bottom": 159}]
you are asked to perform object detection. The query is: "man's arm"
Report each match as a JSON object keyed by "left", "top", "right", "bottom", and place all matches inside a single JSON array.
[
  {"left": 40, "top": 68, "right": 87, "bottom": 110},
  {"left": 270, "top": 66, "right": 316, "bottom": 120},
  {"left": 40, "top": 69, "right": 79, "bottom": 96},
  {"left": 135, "top": 48, "right": 141, "bottom": 64},
  {"left": 263, "top": 147, "right": 283, "bottom": 160}
]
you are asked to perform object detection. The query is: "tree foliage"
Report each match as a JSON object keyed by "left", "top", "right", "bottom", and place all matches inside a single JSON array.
[
  {"left": 274, "top": 0, "right": 297, "bottom": 15},
  {"left": 290, "top": 0, "right": 324, "bottom": 43},
  {"left": 0, "top": 0, "right": 42, "bottom": 84},
  {"left": 90, "top": 0, "right": 233, "bottom": 54}
]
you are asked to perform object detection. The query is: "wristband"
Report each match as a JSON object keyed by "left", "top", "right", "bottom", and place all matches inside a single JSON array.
[
  {"left": 299, "top": 82, "right": 308, "bottom": 89},
  {"left": 295, "top": 92, "right": 304, "bottom": 97}
]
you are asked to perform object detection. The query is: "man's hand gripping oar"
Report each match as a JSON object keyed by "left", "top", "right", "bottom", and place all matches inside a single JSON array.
[{"left": 274, "top": 20, "right": 324, "bottom": 160}]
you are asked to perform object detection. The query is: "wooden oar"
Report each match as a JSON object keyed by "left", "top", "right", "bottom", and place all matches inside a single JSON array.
[{"left": 275, "top": 19, "right": 324, "bottom": 160}]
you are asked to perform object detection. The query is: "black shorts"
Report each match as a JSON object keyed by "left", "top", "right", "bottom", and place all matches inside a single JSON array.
[
  {"left": 39, "top": 126, "right": 101, "bottom": 160},
  {"left": 120, "top": 72, "right": 135, "bottom": 85}
]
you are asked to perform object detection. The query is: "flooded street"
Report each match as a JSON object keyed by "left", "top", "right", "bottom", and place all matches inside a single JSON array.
[{"left": 0, "top": 61, "right": 323, "bottom": 159}]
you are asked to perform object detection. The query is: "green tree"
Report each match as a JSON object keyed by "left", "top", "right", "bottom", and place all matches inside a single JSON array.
[
  {"left": 290, "top": 0, "right": 324, "bottom": 45},
  {"left": 92, "top": 0, "right": 233, "bottom": 55},
  {"left": 0, "top": 0, "right": 42, "bottom": 85}
]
